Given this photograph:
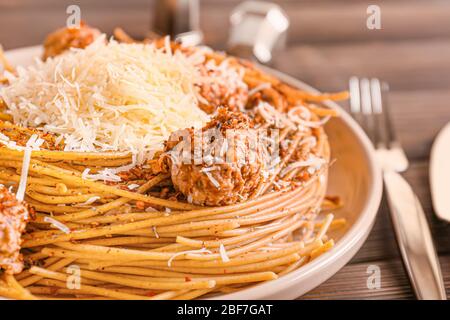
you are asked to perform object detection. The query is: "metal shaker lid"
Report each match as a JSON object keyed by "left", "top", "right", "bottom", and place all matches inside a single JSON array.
[{"left": 228, "top": 1, "right": 289, "bottom": 64}]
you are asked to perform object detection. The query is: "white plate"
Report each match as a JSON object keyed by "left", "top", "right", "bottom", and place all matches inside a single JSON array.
[{"left": 3, "top": 46, "right": 383, "bottom": 300}]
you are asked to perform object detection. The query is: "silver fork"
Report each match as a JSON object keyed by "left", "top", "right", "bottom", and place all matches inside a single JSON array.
[{"left": 349, "top": 77, "right": 447, "bottom": 300}]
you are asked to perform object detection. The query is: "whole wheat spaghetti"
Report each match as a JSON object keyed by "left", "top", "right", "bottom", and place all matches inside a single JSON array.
[{"left": 0, "top": 24, "right": 346, "bottom": 300}]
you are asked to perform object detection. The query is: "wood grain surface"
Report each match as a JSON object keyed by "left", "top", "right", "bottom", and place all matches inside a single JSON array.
[{"left": 0, "top": 0, "right": 449, "bottom": 300}]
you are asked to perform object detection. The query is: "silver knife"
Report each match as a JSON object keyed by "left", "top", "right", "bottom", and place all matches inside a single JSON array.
[{"left": 430, "top": 122, "right": 450, "bottom": 222}]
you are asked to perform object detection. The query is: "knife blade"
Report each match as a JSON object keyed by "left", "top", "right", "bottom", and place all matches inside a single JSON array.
[{"left": 430, "top": 122, "right": 450, "bottom": 222}]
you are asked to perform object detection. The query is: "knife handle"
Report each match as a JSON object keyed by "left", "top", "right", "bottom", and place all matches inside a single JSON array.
[{"left": 383, "top": 171, "right": 447, "bottom": 300}]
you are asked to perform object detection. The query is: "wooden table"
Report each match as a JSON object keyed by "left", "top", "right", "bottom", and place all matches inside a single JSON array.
[{"left": 1, "top": 0, "right": 449, "bottom": 299}]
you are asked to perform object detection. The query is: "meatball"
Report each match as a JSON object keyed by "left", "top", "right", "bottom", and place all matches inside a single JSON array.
[
  {"left": 162, "top": 108, "right": 267, "bottom": 206},
  {"left": 0, "top": 186, "right": 30, "bottom": 274},
  {"left": 43, "top": 22, "right": 101, "bottom": 60}
]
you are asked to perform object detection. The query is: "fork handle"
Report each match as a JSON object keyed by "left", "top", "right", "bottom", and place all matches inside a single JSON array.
[{"left": 384, "top": 171, "right": 447, "bottom": 300}]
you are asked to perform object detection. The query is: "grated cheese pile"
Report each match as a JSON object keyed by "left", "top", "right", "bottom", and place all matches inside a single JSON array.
[{"left": 0, "top": 35, "right": 210, "bottom": 163}]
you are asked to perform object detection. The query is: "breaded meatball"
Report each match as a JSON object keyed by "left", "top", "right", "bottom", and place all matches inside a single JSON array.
[
  {"left": 0, "top": 186, "right": 30, "bottom": 274},
  {"left": 161, "top": 108, "right": 267, "bottom": 206},
  {"left": 43, "top": 22, "right": 101, "bottom": 60}
]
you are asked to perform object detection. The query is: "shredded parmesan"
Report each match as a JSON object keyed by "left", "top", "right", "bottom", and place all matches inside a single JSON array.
[
  {"left": 297, "top": 116, "right": 331, "bottom": 129},
  {"left": 43, "top": 216, "right": 71, "bottom": 234},
  {"left": 316, "top": 213, "right": 334, "bottom": 240},
  {"left": 298, "top": 136, "right": 317, "bottom": 148},
  {"left": 204, "top": 171, "right": 220, "bottom": 189},
  {"left": 127, "top": 184, "right": 140, "bottom": 190},
  {"left": 1, "top": 36, "right": 210, "bottom": 164},
  {"left": 280, "top": 155, "right": 326, "bottom": 177},
  {"left": 16, "top": 148, "right": 31, "bottom": 201},
  {"left": 201, "top": 58, "right": 247, "bottom": 95},
  {"left": 16, "top": 134, "right": 44, "bottom": 201},
  {"left": 287, "top": 105, "right": 331, "bottom": 129},
  {"left": 152, "top": 226, "right": 159, "bottom": 239},
  {"left": 73, "top": 196, "right": 101, "bottom": 207},
  {"left": 167, "top": 248, "right": 212, "bottom": 267},
  {"left": 0, "top": 133, "right": 25, "bottom": 151},
  {"left": 219, "top": 244, "right": 230, "bottom": 262},
  {"left": 288, "top": 105, "right": 311, "bottom": 122},
  {"left": 200, "top": 166, "right": 219, "bottom": 173},
  {"left": 248, "top": 82, "right": 271, "bottom": 96},
  {"left": 256, "top": 101, "right": 296, "bottom": 129},
  {"left": 82, "top": 168, "right": 121, "bottom": 182}
]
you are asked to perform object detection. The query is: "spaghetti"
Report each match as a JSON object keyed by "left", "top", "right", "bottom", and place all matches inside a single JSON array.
[{"left": 0, "top": 25, "right": 347, "bottom": 300}]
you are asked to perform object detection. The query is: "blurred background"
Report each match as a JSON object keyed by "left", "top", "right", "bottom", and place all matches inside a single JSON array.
[{"left": 0, "top": 0, "right": 449, "bottom": 299}]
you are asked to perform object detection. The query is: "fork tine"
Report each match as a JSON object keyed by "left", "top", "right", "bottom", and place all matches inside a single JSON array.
[
  {"left": 370, "top": 78, "right": 387, "bottom": 148},
  {"left": 349, "top": 76, "right": 367, "bottom": 134},
  {"left": 349, "top": 76, "right": 361, "bottom": 114},
  {"left": 370, "top": 78, "right": 382, "bottom": 113},
  {"left": 380, "top": 81, "right": 409, "bottom": 171},
  {"left": 380, "top": 82, "right": 399, "bottom": 147},
  {"left": 360, "top": 78, "right": 371, "bottom": 115},
  {"left": 350, "top": 77, "right": 409, "bottom": 171},
  {"left": 360, "top": 78, "right": 376, "bottom": 144}
]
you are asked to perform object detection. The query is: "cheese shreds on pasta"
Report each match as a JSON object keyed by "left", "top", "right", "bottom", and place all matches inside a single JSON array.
[
  {"left": 43, "top": 216, "right": 71, "bottom": 234},
  {"left": 16, "top": 134, "right": 44, "bottom": 200},
  {"left": 219, "top": 243, "right": 230, "bottom": 263},
  {"left": 167, "top": 248, "right": 212, "bottom": 267},
  {"left": 0, "top": 35, "right": 210, "bottom": 163}
]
